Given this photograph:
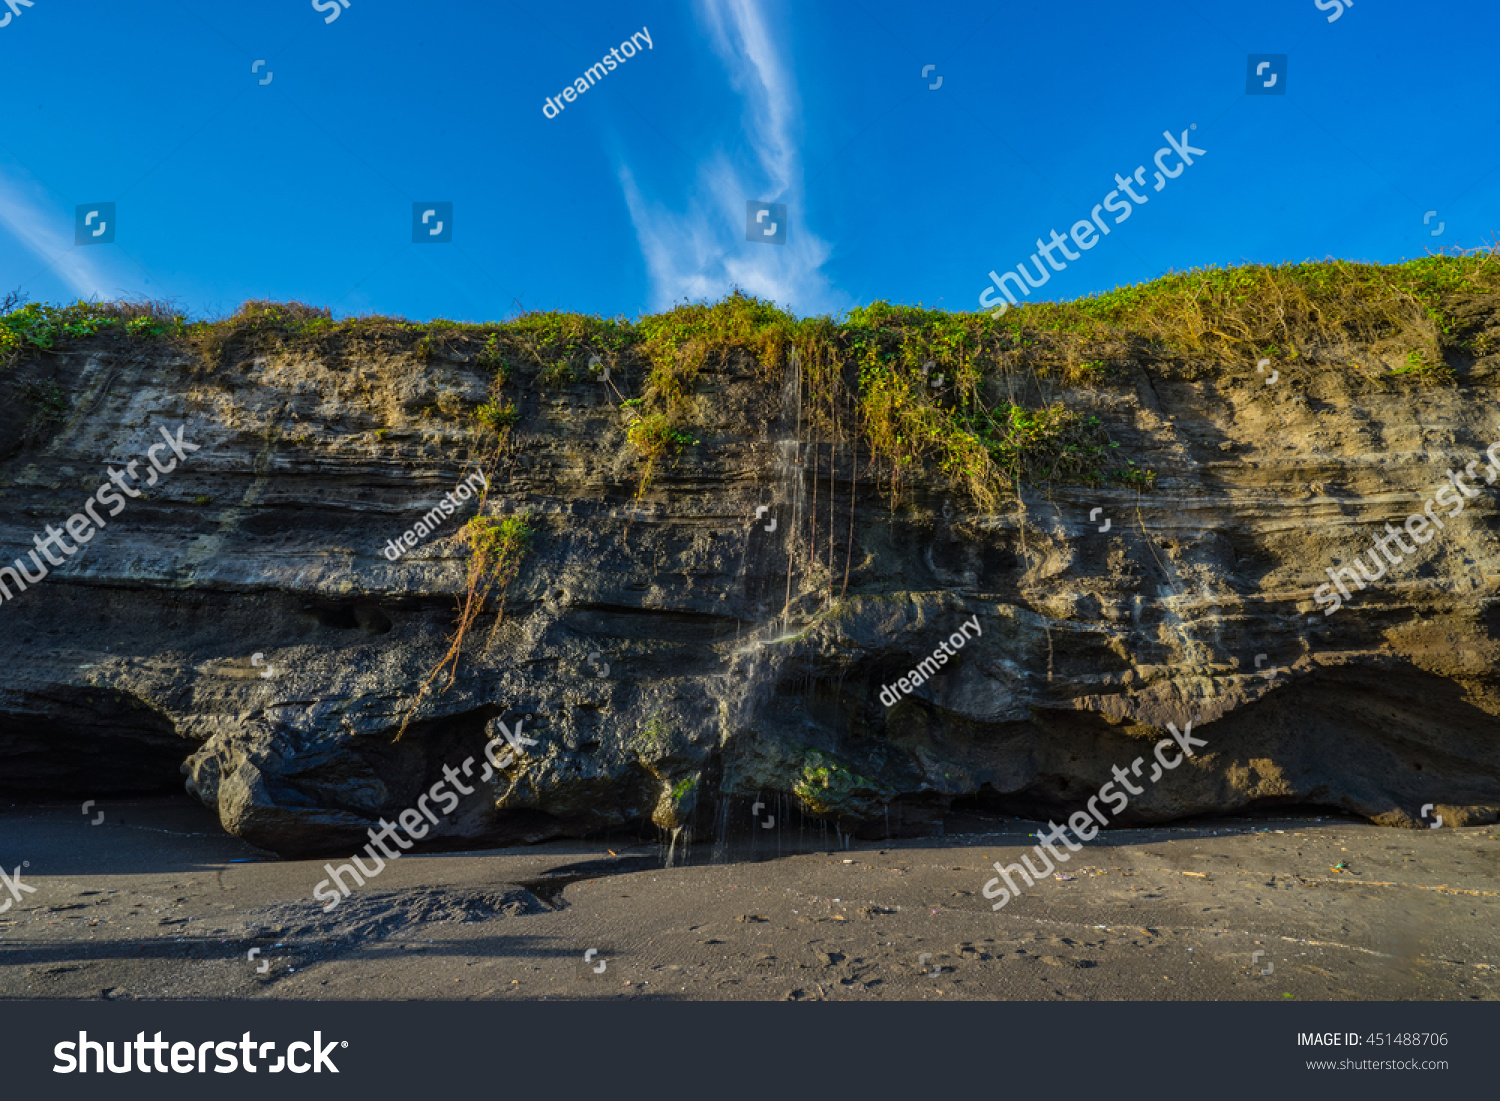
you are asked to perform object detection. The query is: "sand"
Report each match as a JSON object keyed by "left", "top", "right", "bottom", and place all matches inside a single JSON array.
[{"left": 1, "top": 797, "right": 1496, "bottom": 1001}]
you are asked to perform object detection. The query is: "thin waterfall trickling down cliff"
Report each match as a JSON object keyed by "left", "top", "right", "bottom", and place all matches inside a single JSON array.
[{"left": 706, "top": 346, "right": 826, "bottom": 855}]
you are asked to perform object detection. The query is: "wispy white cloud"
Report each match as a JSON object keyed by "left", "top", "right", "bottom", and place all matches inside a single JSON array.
[
  {"left": 700, "top": 0, "right": 797, "bottom": 194},
  {"left": 619, "top": 0, "right": 846, "bottom": 316},
  {"left": 0, "top": 165, "right": 115, "bottom": 301}
]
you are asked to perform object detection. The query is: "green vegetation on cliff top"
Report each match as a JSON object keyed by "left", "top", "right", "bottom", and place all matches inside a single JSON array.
[{"left": 4, "top": 253, "right": 1495, "bottom": 508}]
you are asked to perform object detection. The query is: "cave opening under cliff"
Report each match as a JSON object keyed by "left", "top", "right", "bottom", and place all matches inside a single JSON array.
[{"left": 0, "top": 690, "right": 187, "bottom": 797}]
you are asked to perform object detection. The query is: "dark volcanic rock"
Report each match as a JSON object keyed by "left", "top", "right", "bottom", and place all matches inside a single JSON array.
[{"left": 2, "top": 329, "right": 1499, "bottom": 854}]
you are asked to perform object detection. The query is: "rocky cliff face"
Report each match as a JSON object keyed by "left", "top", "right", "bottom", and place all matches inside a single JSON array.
[{"left": 3, "top": 297, "right": 1499, "bottom": 856}]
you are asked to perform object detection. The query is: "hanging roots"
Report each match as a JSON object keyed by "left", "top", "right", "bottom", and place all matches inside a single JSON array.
[{"left": 395, "top": 505, "right": 533, "bottom": 741}]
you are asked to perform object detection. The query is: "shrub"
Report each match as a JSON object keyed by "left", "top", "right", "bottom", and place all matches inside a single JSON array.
[
  {"left": 1, "top": 302, "right": 117, "bottom": 365},
  {"left": 625, "top": 412, "right": 699, "bottom": 497},
  {"left": 476, "top": 397, "right": 518, "bottom": 432}
]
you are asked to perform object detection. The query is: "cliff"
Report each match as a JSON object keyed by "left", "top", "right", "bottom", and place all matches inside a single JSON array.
[{"left": 2, "top": 257, "right": 1499, "bottom": 856}]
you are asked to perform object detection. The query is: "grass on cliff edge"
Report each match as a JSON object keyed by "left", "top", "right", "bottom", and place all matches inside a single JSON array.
[{"left": 5, "top": 252, "right": 1496, "bottom": 508}]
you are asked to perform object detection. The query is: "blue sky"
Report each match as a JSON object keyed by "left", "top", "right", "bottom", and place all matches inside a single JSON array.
[{"left": 0, "top": 0, "right": 1496, "bottom": 323}]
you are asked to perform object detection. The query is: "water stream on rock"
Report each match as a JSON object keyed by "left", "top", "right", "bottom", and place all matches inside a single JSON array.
[{"left": 699, "top": 347, "right": 835, "bottom": 866}]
